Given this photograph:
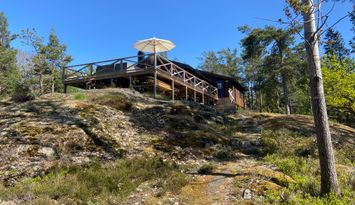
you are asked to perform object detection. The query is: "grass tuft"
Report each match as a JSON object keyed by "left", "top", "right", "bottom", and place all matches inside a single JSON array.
[
  {"left": 260, "top": 129, "right": 354, "bottom": 204},
  {"left": 0, "top": 157, "right": 188, "bottom": 204},
  {"left": 73, "top": 92, "right": 87, "bottom": 100}
]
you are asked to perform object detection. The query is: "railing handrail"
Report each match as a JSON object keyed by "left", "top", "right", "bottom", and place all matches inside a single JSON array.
[
  {"left": 228, "top": 88, "right": 235, "bottom": 103},
  {"left": 156, "top": 55, "right": 218, "bottom": 98}
]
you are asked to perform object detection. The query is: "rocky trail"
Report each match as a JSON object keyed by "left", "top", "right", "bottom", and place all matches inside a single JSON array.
[{"left": 179, "top": 120, "right": 263, "bottom": 205}]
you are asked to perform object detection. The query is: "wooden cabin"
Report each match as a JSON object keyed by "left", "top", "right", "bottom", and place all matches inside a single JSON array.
[
  {"left": 62, "top": 53, "right": 245, "bottom": 112},
  {"left": 197, "top": 70, "right": 246, "bottom": 109}
]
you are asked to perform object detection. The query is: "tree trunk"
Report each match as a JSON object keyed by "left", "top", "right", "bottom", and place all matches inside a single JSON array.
[
  {"left": 39, "top": 73, "right": 43, "bottom": 95},
  {"left": 281, "top": 72, "right": 291, "bottom": 115},
  {"left": 260, "top": 92, "right": 262, "bottom": 112},
  {"left": 51, "top": 76, "right": 55, "bottom": 93},
  {"left": 280, "top": 54, "right": 291, "bottom": 115},
  {"left": 302, "top": 0, "right": 340, "bottom": 195}
]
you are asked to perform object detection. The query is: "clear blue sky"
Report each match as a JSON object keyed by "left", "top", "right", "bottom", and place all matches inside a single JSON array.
[{"left": 1, "top": 0, "right": 353, "bottom": 67}]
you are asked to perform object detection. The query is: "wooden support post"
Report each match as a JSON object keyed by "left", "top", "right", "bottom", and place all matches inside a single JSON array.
[
  {"left": 194, "top": 77, "right": 197, "bottom": 102},
  {"left": 61, "top": 66, "right": 67, "bottom": 93},
  {"left": 154, "top": 71, "right": 157, "bottom": 98},
  {"left": 129, "top": 76, "right": 132, "bottom": 88},
  {"left": 172, "top": 80, "right": 175, "bottom": 101},
  {"left": 202, "top": 92, "right": 204, "bottom": 104},
  {"left": 153, "top": 53, "right": 157, "bottom": 98},
  {"left": 185, "top": 86, "right": 188, "bottom": 101},
  {"left": 89, "top": 64, "right": 93, "bottom": 76},
  {"left": 110, "top": 78, "right": 114, "bottom": 87}
]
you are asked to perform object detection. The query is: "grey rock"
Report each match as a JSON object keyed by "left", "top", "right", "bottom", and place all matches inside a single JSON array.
[
  {"left": 242, "top": 189, "right": 252, "bottom": 200},
  {"left": 38, "top": 147, "right": 56, "bottom": 158}
]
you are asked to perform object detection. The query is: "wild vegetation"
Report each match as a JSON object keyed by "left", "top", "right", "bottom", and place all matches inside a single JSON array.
[
  {"left": 0, "top": 89, "right": 354, "bottom": 204},
  {"left": 0, "top": 157, "right": 188, "bottom": 205},
  {"left": 0, "top": 0, "right": 354, "bottom": 204}
]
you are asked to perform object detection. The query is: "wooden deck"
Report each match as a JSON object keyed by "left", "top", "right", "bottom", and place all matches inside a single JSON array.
[{"left": 62, "top": 54, "right": 218, "bottom": 102}]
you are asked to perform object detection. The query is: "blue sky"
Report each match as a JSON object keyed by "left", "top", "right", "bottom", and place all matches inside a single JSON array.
[{"left": 1, "top": 0, "right": 353, "bottom": 67}]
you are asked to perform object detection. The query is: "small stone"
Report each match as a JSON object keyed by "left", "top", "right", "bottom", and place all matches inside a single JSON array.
[
  {"left": 0, "top": 131, "right": 8, "bottom": 137},
  {"left": 38, "top": 147, "right": 56, "bottom": 158},
  {"left": 243, "top": 189, "right": 252, "bottom": 200}
]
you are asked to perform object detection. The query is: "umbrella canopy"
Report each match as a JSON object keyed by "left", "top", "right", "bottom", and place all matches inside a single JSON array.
[{"left": 134, "top": 37, "right": 175, "bottom": 53}]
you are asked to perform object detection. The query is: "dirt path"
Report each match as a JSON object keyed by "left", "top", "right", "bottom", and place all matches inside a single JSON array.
[{"left": 179, "top": 156, "right": 260, "bottom": 205}]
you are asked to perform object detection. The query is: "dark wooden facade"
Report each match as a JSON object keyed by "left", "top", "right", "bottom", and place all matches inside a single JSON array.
[{"left": 196, "top": 71, "right": 246, "bottom": 108}]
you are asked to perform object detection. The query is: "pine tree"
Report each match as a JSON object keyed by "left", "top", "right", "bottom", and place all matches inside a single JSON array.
[
  {"left": 239, "top": 26, "right": 297, "bottom": 114},
  {"left": 324, "top": 28, "right": 350, "bottom": 60},
  {"left": 45, "top": 31, "right": 72, "bottom": 93},
  {"left": 0, "top": 12, "right": 20, "bottom": 96},
  {"left": 349, "top": 6, "right": 354, "bottom": 53},
  {"left": 198, "top": 51, "right": 222, "bottom": 73}
]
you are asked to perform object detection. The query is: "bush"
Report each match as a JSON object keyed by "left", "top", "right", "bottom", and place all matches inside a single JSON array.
[
  {"left": 197, "top": 164, "right": 214, "bottom": 174},
  {"left": 11, "top": 81, "right": 35, "bottom": 102}
]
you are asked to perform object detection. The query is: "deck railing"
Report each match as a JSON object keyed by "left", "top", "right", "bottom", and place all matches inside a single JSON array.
[
  {"left": 63, "top": 54, "right": 218, "bottom": 99},
  {"left": 62, "top": 54, "right": 153, "bottom": 83},
  {"left": 155, "top": 56, "right": 218, "bottom": 98}
]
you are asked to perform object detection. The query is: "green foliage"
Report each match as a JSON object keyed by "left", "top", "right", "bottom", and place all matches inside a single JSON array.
[
  {"left": 259, "top": 129, "right": 316, "bottom": 157},
  {"left": 198, "top": 48, "right": 244, "bottom": 81},
  {"left": 350, "top": 6, "right": 355, "bottom": 53},
  {"left": 261, "top": 129, "right": 354, "bottom": 204},
  {"left": 0, "top": 12, "right": 21, "bottom": 97},
  {"left": 20, "top": 28, "right": 72, "bottom": 95},
  {"left": 239, "top": 25, "right": 310, "bottom": 114},
  {"left": 324, "top": 28, "right": 350, "bottom": 60},
  {"left": 197, "top": 163, "right": 215, "bottom": 174},
  {"left": 0, "top": 157, "right": 188, "bottom": 204},
  {"left": 322, "top": 55, "right": 355, "bottom": 126},
  {"left": 73, "top": 92, "right": 87, "bottom": 100},
  {"left": 11, "top": 80, "right": 35, "bottom": 102}
]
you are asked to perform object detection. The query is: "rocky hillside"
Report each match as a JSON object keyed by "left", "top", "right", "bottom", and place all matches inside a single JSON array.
[{"left": 0, "top": 88, "right": 354, "bottom": 205}]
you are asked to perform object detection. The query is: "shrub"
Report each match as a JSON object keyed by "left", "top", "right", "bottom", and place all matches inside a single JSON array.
[
  {"left": 11, "top": 81, "right": 35, "bottom": 102},
  {"left": 197, "top": 164, "right": 214, "bottom": 174}
]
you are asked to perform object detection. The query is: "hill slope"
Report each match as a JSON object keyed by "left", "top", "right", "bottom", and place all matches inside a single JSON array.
[{"left": 0, "top": 88, "right": 354, "bottom": 204}]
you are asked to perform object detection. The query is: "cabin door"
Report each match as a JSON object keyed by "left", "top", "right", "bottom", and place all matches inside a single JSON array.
[{"left": 216, "top": 80, "right": 224, "bottom": 98}]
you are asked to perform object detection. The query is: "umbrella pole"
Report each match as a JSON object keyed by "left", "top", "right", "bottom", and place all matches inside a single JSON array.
[{"left": 153, "top": 50, "right": 157, "bottom": 98}]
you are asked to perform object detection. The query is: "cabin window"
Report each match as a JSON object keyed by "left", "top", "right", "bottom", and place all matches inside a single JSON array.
[{"left": 217, "top": 82, "right": 223, "bottom": 89}]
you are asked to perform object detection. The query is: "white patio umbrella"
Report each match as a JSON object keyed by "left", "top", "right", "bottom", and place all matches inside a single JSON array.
[
  {"left": 134, "top": 37, "right": 175, "bottom": 53},
  {"left": 134, "top": 38, "right": 175, "bottom": 98}
]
